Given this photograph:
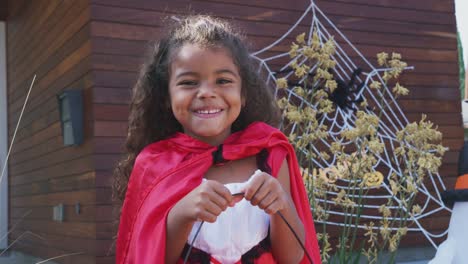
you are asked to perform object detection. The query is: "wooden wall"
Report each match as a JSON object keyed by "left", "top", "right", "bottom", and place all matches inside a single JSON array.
[
  {"left": 4, "top": 0, "right": 464, "bottom": 263},
  {"left": 89, "top": 0, "right": 463, "bottom": 251},
  {"left": 0, "top": 0, "right": 7, "bottom": 21},
  {"left": 6, "top": 0, "right": 97, "bottom": 263},
  {"left": 315, "top": 0, "right": 462, "bottom": 247}
]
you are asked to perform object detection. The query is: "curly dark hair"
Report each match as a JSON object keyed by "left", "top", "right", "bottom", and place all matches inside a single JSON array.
[{"left": 113, "top": 15, "right": 281, "bottom": 203}]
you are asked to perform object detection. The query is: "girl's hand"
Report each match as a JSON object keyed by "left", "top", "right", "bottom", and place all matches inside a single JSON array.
[
  {"left": 178, "top": 180, "right": 234, "bottom": 223},
  {"left": 242, "top": 171, "right": 289, "bottom": 215}
]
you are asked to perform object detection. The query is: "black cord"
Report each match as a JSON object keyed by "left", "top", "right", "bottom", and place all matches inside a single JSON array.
[
  {"left": 183, "top": 221, "right": 205, "bottom": 264},
  {"left": 183, "top": 192, "right": 313, "bottom": 264},
  {"left": 277, "top": 210, "right": 313, "bottom": 263}
]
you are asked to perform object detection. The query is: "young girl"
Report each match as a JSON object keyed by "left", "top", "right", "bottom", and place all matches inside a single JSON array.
[{"left": 114, "top": 15, "right": 321, "bottom": 264}]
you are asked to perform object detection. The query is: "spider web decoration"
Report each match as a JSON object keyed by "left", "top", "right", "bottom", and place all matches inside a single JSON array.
[{"left": 250, "top": 0, "right": 451, "bottom": 248}]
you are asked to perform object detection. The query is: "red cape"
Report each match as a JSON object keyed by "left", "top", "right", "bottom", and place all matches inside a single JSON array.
[{"left": 116, "top": 122, "right": 322, "bottom": 263}]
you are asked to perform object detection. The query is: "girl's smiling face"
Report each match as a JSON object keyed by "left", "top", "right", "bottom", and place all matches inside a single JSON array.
[{"left": 169, "top": 44, "right": 243, "bottom": 146}]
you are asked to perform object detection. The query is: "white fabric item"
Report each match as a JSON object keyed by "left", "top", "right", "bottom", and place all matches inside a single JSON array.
[
  {"left": 187, "top": 170, "right": 270, "bottom": 264},
  {"left": 430, "top": 202, "right": 468, "bottom": 264}
]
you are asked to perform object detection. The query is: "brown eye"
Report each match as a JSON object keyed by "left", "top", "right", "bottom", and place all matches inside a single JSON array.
[
  {"left": 217, "top": 78, "right": 232, "bottom": 85},
  {"left": 178, "top": 80, "right": 198, "bottom": 86}
]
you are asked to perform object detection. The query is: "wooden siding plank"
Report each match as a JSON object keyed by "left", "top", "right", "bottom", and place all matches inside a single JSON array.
[
  {"left": 188, "top": 0, "right": 454, "bottom": 13},
  {"left": 97, "top": 256, "right": 116, "bottom": 264},
  {"left": 9, "top": 156, "right": 93, "bottom": 186},
  {"left": 10, "top": 172, "right": 95, "bottom": 197},
  {"left": 89, "top": 35, "right": 458, "bottom": 67},
  {"left": 322, "top": 0, "right": 454, "bottom": 13},
  {"left": 315, "top": 1, "right": 456, "bottom": 25},
  {"left": 90, "top": 20, "right": 159, "bottom": 41},
  {"left": 10, "top": 122, "right": 62, "bottom": 155},
  {"left": 93, "top": 70, "right": 136, "bottom": 88},
  {"left": 10, "top": 135, "right": 63, "bottom": 167},
  {"left": 8, "top": 38, "right": 92, "bottom": 116},
  {"left": 9, "top": 230, "right": 113, "bottom": 256},
  {"left": 96, "top": 188, "right": 112, "bottom": 205},
  {"left": 11, "top": 190, "right": 97, "bottom": 207},
  {"left": 8, "top": 75, "right": 93, "bottom": 149},
  {"left": 96, "top": 222, "right": 117, "bottom": 240},
  {"left": 94, "top": 104, "right": 129, "bottom": 121},
  {"left": 442, "top": 150, "right": 460, "bottom": 164},
  {"left": 94, "top": 87, "right": 131, "bottom": 104},
  {"left": 9, "top": 69, "right": 93, "bottom": 148},
  {"left": 89, "top": 52, "right": 458, "bottom": 80},
  {"left": 10, "top": 204, "right": 99, "bottom": 222},
  {"left": 8, "top": 59, "right": 91, "bottom": 127},
  {"left": 7, "top": 1, "right": 64, "bottom": 65},
  {"left": 5, "top": 0, "right": 26, "bottom": 20},
  {"left": 8, "top": 22, "right": 91, "bottom": 106},
  {"left": 94, "top": 121, "right": 127, "bottom": 137},
  {"left": 94, "top": 154, "right": 121, "bottom": 171},
  {"left": 91, "top": 36, "right": 148, "bottom": 56},
  {"left": 95, "top": 170, "right": 115, "bottom": 188},
  {"left": 90, "top": 2, "right": 455, "bottom": 39},
  {"left": 398, "top": 99, "right": 461, "bottom": 113},
  {"left": 11, "top": 220, "right": 96, "bottom": 239},
  {"left": 0, "top": 5, "right": 6, "bottom": 22},
  {"left": 89, "top": 19, "right": 456, "bottom": 50},
  {"left": 406, "top": 113, "right": 463, "bottom": 126},
  {"left": 90, "top": 0, "right": 456, "bottom": 25},
  {"left": 253, "top": 38, "right": 458, "bottom": 62},
  {"left": 91, "top": 53, "right": 143, "bottom": 73},
  {"left": 95, "top": 51, "right": 457, "bottom": 76},
  {"left": 6, "top": 0, "right": 45, "bottom": 44},
  {"left": 7, "top": 1, "right": 90, "bottom": 95},
  {"left": 9, "top": 241, "right": 96, "bottom": 264},
  {"left": 94, "top": 137, "right": 125, "bottom": 154},
  {"left": 89, "top": 59, "right": 459, "bottom": 98},
  {"left": 10, "top": 141, "right": 93, "bottom": 177}
]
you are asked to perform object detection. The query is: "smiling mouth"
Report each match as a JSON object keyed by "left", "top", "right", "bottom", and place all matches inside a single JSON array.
[
  {"left": 195, "top": 109, "right": 222, "bottom": 114},
  {"left": 193, "top": 108, "right": 224, "bottom": 118}
]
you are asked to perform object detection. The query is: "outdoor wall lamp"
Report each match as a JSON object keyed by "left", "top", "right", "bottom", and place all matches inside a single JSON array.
[{"left": 57, "top": 90, "right": 83, "bottom": 146}]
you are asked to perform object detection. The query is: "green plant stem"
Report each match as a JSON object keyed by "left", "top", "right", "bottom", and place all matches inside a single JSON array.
[
  {"left": 346, "top": 139, "right": 367, "bottom": 252},
  {"left": 349, "top": 187, "right": 369, "bottom": 258},
  {"left": 340, "top": 142, "right": 364, "bottom": 263}
]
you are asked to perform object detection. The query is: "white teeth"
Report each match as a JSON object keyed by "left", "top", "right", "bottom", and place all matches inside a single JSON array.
[{"left": 197, "top": 109, "right": 221, "bottom": 114}]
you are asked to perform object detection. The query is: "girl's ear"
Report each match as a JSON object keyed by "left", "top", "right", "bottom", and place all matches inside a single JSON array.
[{"left": 241, "top": 95, "right": 246, "bottom": 107}]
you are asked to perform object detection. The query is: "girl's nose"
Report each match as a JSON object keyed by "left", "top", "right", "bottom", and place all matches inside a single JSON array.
[{"left": 197, "top": 82, "right": 216, "bottom": 98}]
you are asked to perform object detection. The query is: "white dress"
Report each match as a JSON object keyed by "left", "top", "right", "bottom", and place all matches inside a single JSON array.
[{"left": 187, "top": 171, "right": 270, "bottom": 264}]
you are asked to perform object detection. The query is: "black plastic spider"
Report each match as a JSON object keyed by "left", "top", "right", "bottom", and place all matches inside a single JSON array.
[
  {"left": 329, "top": 68, "right": 366, "bottom": 112},
  {"left": 273, "top": 67, "right": 366, "bottom": 112}
]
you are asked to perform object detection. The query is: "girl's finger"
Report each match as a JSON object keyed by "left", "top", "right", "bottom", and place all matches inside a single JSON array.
[
  {"left": 231, "top": 193, "right": 244, "bottom": 206},
  {"left": 257, "top": 191, "right": 276, "bottom": 210},
  {"left": 243, "top": 173, "right": 265, "bottom": 201},
  {"left": 211, "top": 182, "right": 233, "bottom": 205},
  {"left": 208, "top": 190, "right": 230, "bottom": 211},
  {"left": 197, "top": 210, "right": 218, "bottom": 223},
  {"left": 265, "top": 198, "right": 282, "bottom": 215},
  {"left": 250, "top": 179, "right": 271, "bottom": 206},
  {"left": 203, "top": 199, "right": 225, "bottom": 217}
]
